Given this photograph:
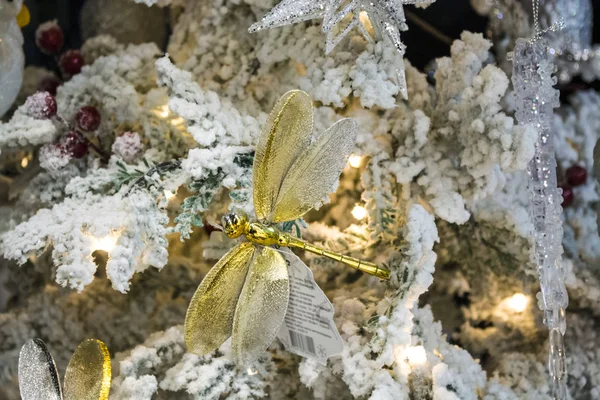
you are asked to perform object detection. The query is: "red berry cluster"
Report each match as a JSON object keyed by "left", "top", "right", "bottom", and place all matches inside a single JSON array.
[
  {"left": 34, "top": 20, "right": 85, "bottom": 92},
  {"left": 64, "top": 131, "right": 89, "bottom": 159},
  {"left": 24, "top": 90, "right": 107, "bottom": 164},
  {"left": 60, "top": 105, "right": 102, "bottom": 159},
  {"left": 559, "top": 165, "right": 587, "bottom": 208}
]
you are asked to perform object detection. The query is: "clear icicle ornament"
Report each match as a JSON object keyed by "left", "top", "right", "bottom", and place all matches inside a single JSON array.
[
  {"left": 249, "top": 0, "right": 436, "bottom": 99},
  {"left": 532, "top": 0, "right": 594, "bottom": 83},
  {"left": 484, "top": 0, "right": 599, "bottom": 83},
  {"left": 511, "top": 36, "right": 569, "bottom": 400}
]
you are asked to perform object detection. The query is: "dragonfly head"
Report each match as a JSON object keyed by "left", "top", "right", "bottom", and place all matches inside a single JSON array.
[{"left": 222, "top": 212, "right": 249, "bottom": 239}]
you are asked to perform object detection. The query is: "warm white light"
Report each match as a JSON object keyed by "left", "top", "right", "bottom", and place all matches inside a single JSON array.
[
  {"left": 351, "top": 205, "right": 368, "bottom": 220},
  {"left": 90, "top": 233, "right": 120, "bottom": 253},
  {"left": 21, "top": 157, "right": 29, "bottom": 168},
  {"left": 505, "top": 293, "right": 529, "bottom": 313},
  {"left": 359, "top": 11, "right": 371, "bottom": 26},
  {"left": 348, "top": 155, "right": 363, "bottom": 168},
  {"left": 154, "top": 104, "right": 170, "bottom": 118},
  {"left": 170, "top": 117, "right": 185, "bottom": 127},
  {"left": 247, "top": 368, "right": 258, "bottom": 376},
  {"left": 164, "top": 190, "right": 176, "bottom": 200},
  {"left": 359, "top": 11, "right": 375, "bottom": 36},
  {"left": 403, "top": 346, "right": 427, "bottom": 366}
]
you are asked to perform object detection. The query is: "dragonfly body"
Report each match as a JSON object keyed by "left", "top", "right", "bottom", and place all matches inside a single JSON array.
[
  {"left": 223, "top": 212, "right": 282, "bottom": 246},
  {"left": 223, "top": 212, "right": 390, "bottom": 280}
]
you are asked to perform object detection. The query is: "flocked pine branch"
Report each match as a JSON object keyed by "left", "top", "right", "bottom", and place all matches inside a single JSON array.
[
  {"left": 358, "top": 32, "right": 537, "bottom": 228},
  {"left": 1, "top": 1, "right": 600, "bottom": 398}
]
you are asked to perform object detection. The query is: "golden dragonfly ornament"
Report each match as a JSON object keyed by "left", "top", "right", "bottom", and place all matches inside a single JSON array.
[
  {"left": 18, "top": 338, "right": 111, "bottom": 400},
  {"left": 185, "top": 90, "right": 390, "bottom": 365}
]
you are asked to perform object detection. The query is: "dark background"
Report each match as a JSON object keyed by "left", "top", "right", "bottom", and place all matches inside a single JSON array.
[{"left": 20, "top": 0, "right": 600, "bottom": 75}]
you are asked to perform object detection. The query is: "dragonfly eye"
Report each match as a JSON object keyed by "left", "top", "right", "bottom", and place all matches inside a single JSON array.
[{"left": 222, "top": 213, "right": 247, "bottom": 239}]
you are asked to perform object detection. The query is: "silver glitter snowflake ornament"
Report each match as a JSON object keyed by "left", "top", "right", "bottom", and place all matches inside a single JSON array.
[{"left": 249, "top": 0, "right": 436, "bottom": 99}]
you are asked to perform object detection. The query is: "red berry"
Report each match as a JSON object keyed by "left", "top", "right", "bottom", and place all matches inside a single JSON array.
[
  {"left": 75, "top": 106, "right": 101, "bottom": 132},
  {"left": 566, "top": 165, "right": 587, "bottom": 186},
  {"left": 35, "top": 21, "right": 64, "bottom": 55},
  {"left": 38, "top": 76, "right": 61, "bottom": 96},
  {"left": 59, "top": 50, "right": 85, "bottom": 76},
  {"left": 25, "top": 91, "right": 57, "bottom": 119},
  {"left": 64, "top": 131, "right": 89, "bottom": 158},
  {"left": 560, "top": 186, "right": 574, "bottom": 208}
]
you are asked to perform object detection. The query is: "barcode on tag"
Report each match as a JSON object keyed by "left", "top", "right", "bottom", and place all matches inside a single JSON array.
[
  {"left": 276, "top": 249, "right": 343, "bottom": 364},
  {"left": 289, "top": 330, "right": 316, "bottom": 356}
]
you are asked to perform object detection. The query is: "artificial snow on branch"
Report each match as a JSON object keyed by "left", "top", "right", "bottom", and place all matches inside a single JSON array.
[
  {"left": 0, "top": 104, "right": 57, "bottom": 152},
  {"left": 2, "top": 0, "right": 600, "bottom": 398},
  {"left": 2, "top": 188, "right": 169, "bottom": 292},
  {"left": 359, "top": 32, "right": 537, "bottom": 226}
]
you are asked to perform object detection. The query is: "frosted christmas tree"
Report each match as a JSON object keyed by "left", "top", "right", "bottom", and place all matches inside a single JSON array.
[{"left": 1, "top": 0, "right": 600, "bottom": 399}]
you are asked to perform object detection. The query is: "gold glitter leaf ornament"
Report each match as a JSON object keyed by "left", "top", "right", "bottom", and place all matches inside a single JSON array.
[
  {"left": 185, "top": 90, "right": 390, "bottom": 365},
  {"left": 18, "top": 339, "right": 112, "bottom": 400},
  {"left": 63, "top": 339, "right": 112, "bottom": 400}
]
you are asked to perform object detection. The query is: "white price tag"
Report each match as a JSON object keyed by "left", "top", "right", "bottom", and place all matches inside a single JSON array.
[{"left": 276, "top": 249, "right": 343, "bottom": 364}]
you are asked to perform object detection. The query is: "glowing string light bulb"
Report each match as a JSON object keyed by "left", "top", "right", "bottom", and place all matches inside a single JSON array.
[
  {"left": 351, "top": 205, "right": 368, "bottom": 220},
  {"left": 164, "top": 190, "right": 176, "bottom": 201},
  {"left": 89, "top": 232, "right": 120, "bottom": 253},
  {"left": 21, "top": 157, "right": 29, "bottom": 168},
  {"left": 359, "top": 11, "right": 375, "bottom": 36},
  {"left": 170, "top": 117, "right": 185, "bottom": 127},
  {"left": 505, "top": 293, "right": 529, "bottom": 313},
  {"left": 348, "top": 154, "right": 363, "bottom": 168},
  {"left": 359, "top": 11, "right": 371, "bottom": 25},
  {"left": 395, "top": 345, "right": 428, "bottom": 369},
  {"left": 247, "top": 368, "right": 258, "bottom": 376},
  {"left": 154, "top": 104, "right": 170, "bottom": 118},
  {"left": 403, "top": 346, "right": 427, "bottom": 366}
]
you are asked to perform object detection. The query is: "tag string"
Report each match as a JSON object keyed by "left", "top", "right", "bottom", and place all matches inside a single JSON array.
[
  {"left": 532, "top": 0, "right": 540, "bottom": 37},
  {"left": 530, "top": 0, "right": 564, "bottom": 41}
]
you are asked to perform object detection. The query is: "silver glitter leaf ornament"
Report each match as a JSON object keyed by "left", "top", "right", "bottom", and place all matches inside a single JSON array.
[
  {"left": 18, "top": 339, "right": 63, "bottom": 400},
  {"left": 249, "top": 0, "right": 436, "bottom": 99},
  {"left": 18, "top": 338, "right": 112, "bottom": 400}
]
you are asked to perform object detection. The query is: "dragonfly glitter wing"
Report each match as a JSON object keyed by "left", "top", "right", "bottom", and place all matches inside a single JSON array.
[{"left": 185, "top": 90, "right": 390, "bottom": 365}]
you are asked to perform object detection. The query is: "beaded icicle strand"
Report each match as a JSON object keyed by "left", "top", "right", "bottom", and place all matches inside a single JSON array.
[{"left": 511, "top": 27, "right": 568, "bottom": 400}]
